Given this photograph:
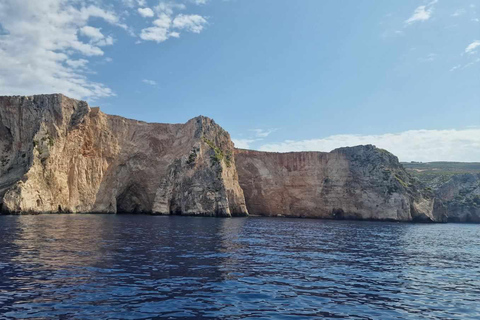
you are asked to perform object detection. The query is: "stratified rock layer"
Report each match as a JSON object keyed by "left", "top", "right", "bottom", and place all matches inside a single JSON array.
[
  {"left": 235, "top": 147, "right": 445, "bottom": 222},
  {"left": 0, "top": 94, "right": 248, "bottom": 216}
]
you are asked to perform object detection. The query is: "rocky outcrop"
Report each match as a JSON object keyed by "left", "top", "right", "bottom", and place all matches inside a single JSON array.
[
  {"left": 403, "top": 163, "right": 480, "bottom": 223},
  {"left": 0, "top": 94, "right": 248, "bottom": 216},
  {"left": 433, "top": 174, "right": 480, "bottom": 222},
  {"left": 235, "top": 146, "right": 445, "bottom": 222}
]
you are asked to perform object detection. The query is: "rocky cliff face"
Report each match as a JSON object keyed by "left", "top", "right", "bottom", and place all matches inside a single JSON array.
[
  {"left": 0, "top": 94, "right": 248, "bottom": 216},
  {"left": 403, "top": 163, "right": 480, "bottom": 223},
  {"left": 235, "top": 146, "right": 445, "bottom": 222},
  {"left": 433, "top": 174, "right": 480, "bottom": 222},
  {"left": 0, "top": 94, "right": 449, "bottom": 222}
]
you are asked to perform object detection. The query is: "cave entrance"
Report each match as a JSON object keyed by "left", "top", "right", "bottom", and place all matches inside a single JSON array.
[{"left": 116, "top": 184, "right": 150, "bottom": 214}]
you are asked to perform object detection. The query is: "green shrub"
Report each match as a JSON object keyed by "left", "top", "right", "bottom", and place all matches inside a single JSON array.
[
  {"left": 187, "top": 151, "right": 197, "bottom": 165},
  {"left": 203, "top": 137, "right": 224, "bottom": 165},
  {"left": 394, "top": 174, "right": 409, "bottom": 188},
  {"left": 225, "top": 150, "right": 232, "bottom": 168}
]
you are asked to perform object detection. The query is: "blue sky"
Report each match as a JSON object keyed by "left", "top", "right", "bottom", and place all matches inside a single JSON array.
[{"left": 0, "top": 0, "right": 479, "bottom": 161}]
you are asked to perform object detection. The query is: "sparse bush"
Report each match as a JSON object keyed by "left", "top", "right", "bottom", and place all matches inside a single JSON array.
[
  {"left": 225, "top": 150, "right": 232, "bottom": 168},
  {"left": 203, "top": 137, "right": 224, "bottom": 165},
  {"left": 187, "top": 150, "right": 197, "bottom": 165}
]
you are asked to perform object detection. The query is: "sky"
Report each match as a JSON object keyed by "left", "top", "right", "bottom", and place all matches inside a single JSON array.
[{"left": 0, "top": 0, "right": 479, "bottom": 162}]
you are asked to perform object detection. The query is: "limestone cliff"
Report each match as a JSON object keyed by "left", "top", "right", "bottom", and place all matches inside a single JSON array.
[
  {"left": 403, "top": 163, "right": 480, "bottom": 222},
  {"left": 235, "top": 146, "right": 445, "bottom": 222},
  {"left": 432, "top": 174, "right": 480, "bottom": 222},
  {"left": 0, "top": 94, "right": 248, "bottom": 216},
  {"left": 0, "top": 93, "right": 449, "bottom": 222}
]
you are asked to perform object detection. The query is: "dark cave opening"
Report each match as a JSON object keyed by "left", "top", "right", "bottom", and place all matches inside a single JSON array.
[{"left": 116, "top": 184, "right": 150, "bottom": 214}]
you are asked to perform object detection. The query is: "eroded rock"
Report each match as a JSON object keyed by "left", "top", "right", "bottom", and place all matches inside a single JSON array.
[
  {"left": 0, "top": 94, "right": 248, "bottom": 216},
  {"left": 234, "top": 146, "right": 445, "bottom": 222}
]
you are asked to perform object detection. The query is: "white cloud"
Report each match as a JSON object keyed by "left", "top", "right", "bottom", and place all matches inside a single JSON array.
[
  {"left": 142, "top": 79, "right": 157, "bottom": 85},
  {"left": 172, "top": 14, "right": 207, "bottom": 33},
  {"left": 0, "top": 0, "right": 128, "bottom": 100},
  {"left": 79, "top": 26, "right": 114, "bottom": 47},
  {"left": 140, "top": 13, "right": 173, "bottom": 42},
  {"left": 154, "top": 2, "right": 186, "bottom": 16},
  {"left": 250, "top": 129, "right": 277, "bottom": 138},
  {"left": 0, "top": 0, "right": 209, "bottom": 99},
  {"left": 122, "top": 0, "right": 147, "bottom": 8},
  {"left": 95, "top": 36, "right": 114, "bottom": 46},
  {"left": 232, "top": 139, "right": 257, "bottom": 149},
  {"left": 80, "top": 26, "right": 104, "bottom": 40},
  {"left": 465, "top": 40, "right": 480, "bottom": 54},
  {"left": 139, "top": 3, "right": 207, "bottom": 43},
  {"left": 257, "top": 128, "right": 480, "bottom": 162},
  {"left": 405, "top": 1, "right": 437, "bottom": 25},
  {"left": 138, "top": 7, "right": 155, "bottom": 18},
  {"left": 66, "top": 59, "right": 89, "bottom": 69}
]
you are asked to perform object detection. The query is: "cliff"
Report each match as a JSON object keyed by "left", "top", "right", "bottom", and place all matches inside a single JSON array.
[
  {"left": 0, "top": 94, "right": 248, "bottom": 216},
  {"left": 434, "top": 174, "right": 480, "bottom": 222},
  {"left": 235, "top": 147, "right": 446, "bottom": 222},
  {"left": 403, "top": 162, "right": 480, "bottom": 222},
  {"left": 0, "top": 94, "right": 451, "bottom": 222}
]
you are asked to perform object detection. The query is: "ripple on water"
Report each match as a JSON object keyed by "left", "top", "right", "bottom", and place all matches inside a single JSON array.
[{"left": 0, "top": 215, "right": 479, "bottom": 319}]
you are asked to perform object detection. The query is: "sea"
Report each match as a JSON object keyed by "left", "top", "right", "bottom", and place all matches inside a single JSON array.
[{"left": 0, "top": 215, "right": 479, "bottom": 319}]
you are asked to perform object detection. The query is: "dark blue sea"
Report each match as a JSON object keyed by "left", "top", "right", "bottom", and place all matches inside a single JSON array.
[{"left": 0, "top": 215, "right": 479, "bottom": 319}]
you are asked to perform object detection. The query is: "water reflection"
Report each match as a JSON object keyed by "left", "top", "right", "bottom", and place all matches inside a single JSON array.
[{"left": 0, "top": 215, "right": 479, "bottom": 319}]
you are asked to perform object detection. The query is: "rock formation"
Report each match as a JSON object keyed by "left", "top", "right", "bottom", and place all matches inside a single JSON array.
[
  {"left": 235, "top": 147, "right": 445, "bottom": 222},
  {"left": 435, "top": 174, "right": 480, "bottom": 222},
  {"left": 0, "top": 94, "right": 248, "bottom": 216},
  {"left": 0, "top": 93, "right": 457, "bottom": 222},
  {"left": 403, "top": 163, "right": 480, "bottom": 223}
]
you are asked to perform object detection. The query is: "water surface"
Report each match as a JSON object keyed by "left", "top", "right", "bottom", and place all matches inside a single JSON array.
[{"left": 0, "top": 215, "right": 479, "bottom": 319}]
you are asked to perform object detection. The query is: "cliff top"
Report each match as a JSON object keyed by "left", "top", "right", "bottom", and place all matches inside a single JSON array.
[
  {"left": 0, "top": 93, "right": 215, "bottom": 127},
  {"left": 0, "top": 94, "right": 397, "bottom": 160}
]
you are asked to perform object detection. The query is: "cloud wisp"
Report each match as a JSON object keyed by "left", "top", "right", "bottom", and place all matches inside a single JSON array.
[
  {"left": 257, "top": 128, "right": 480, "bottom": 162},
  {"left": 232, "top": 139, "right": 258, "bottom": 149},
  {"left": 232, "top": 128, "right": 278, "bottom": 149},
  {"left": 465, "top": 40, "right": 480, "bottom": 54},
  {"left": 250, "top": 128, "right": 277, "bottom": 138},
  {"left": 142, "top": 79, "right": 157, "bottom": 86},
  {"left": 405, "top": 0, "right": 438, "bottom": 25}
]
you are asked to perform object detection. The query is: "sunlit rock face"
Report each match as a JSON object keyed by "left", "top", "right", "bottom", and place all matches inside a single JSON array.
[
  {"left": 235, "top": 146, "right": 445, "bottom": 222},
  {"left": 0, "top": 94, "right": 248, "bottom": 216},
  {"left": 0, "top": 93, "right": 448, "bottom": 222}
]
